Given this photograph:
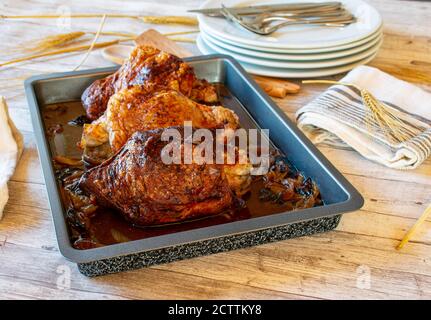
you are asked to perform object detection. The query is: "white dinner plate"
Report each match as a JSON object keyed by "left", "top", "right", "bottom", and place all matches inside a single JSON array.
[
  {"left": 199, "top": 35, "right": 381, "bottom": 69},
  {"left": 200, "top": 22, "right": 383, "bottom": 54},
  {"left": 201, "top": 32, "right": 382, "bottom": 68},
  {"left": 198, "top": 0, "right": 382, "bottom": 50},
  {"left": 197, "top": 35, "right": 378, "bottom": 78},
  {"left": 200, "top": 34, "right": 381, "bottom": 68},
  {"left": 201, "top": 28, "right": 383, "bottom": 61}
]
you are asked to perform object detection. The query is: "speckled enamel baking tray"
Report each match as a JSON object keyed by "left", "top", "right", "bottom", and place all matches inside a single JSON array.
[{"left": 25, "top": 55, "right": 363, "bottom": 277}]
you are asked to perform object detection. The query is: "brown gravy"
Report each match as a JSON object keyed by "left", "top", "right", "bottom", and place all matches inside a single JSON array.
[{"left": 43, "top": 89, "right": 322, "bottom": 249}]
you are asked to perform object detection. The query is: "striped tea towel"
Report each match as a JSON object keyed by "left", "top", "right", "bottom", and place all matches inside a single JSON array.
[
  {"left": 296, "top": 66, "right": 431, "bottom": 170},
  {"left": 0, "top": 96, "right": 23, "bottom": 219}
]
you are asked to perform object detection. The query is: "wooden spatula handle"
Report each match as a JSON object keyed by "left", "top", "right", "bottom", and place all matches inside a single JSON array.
[{"left": 134, "top": 29, "right": 192, "bottom": 58}]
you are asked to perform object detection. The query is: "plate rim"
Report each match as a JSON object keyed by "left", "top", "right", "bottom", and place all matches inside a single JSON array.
[
  {"left": 201, "top": 28, "right": 383, "bottom": 61},
  {"left": 200, "top": 21, "right": 383, "bottom": 53},
  {"left": 197, "top": 35, "right": 379, "bottom": 78},
  {"left": 200, "top": 32, "right": 382, "bottom": 68},
  {"left": 198, "top": 0, "right": 383, "bottom": 50}
]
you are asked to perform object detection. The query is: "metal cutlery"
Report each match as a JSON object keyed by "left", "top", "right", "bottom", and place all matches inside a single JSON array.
[
  {"left": 189, "top": 1, "right": 343, "bottom": 17},
  {"left": 220, "top": 5, "right": 356, "bottom": 35},
  {"left": 243, "top": 7, "right": 351, "bottom": 28}
]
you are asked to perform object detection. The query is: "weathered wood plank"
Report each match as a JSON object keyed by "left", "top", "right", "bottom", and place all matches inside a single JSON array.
[
  {"left": 0, "top": 242, "right": 309, "bottom": 300},
  {"left": 0, "top": 0, "right": 430, "bottom": 300}
]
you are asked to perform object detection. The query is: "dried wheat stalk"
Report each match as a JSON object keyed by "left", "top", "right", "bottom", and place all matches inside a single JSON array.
[
  {"left": 0, "top": 30, "right": 197, "bottom": 67},
  {"left": 0, "top": 14, "right": 140, "bottom": 19},
  {"left": 163, "top": 30, "right": 199, "bottom": 36},
  {"left": 27, "top": 31, "right": 86, "bottom": 52},
  {"left": 74, "top": 14, "right": 107, "bottom": 70},
  {"left": 88, "top": 31, "right": 137, "bottom": 37},
  {"left": 0, "top": 37, "right": 134, "bottom": 67},
  {"left": 167, "top": 37, "right": 196, "bottom": 43},
  {"left": 87, "top": 30, "right": 199, "bottom": 38},
  {"left": 1, "top": 14, "right": 198, "bottom": 26},
  {"left": 302, "top": 80, "right": 415, "bottom": 143},
  {"left": 140, "top": 16, "right": 198, "bottom": 25},
  {"left": 303, "top": 79, "right": 431, "bottom": 250},
  {"left": 397, "top": 204, "right": 431, "bottom": 249},
  {"left": 0, "top": 12, "right": 199, "bottom": 68}
]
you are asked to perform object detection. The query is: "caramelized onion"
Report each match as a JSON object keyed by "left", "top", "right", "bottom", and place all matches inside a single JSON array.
[{"left": 53, "top": 155, "right": 83, "bottom": 167}]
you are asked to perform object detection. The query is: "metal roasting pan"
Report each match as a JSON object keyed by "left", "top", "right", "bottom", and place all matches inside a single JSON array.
[{"left": 25, "top": 55, "right": 363, "bottom": 276}]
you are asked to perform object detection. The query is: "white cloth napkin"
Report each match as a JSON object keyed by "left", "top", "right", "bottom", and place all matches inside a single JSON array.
[
  {"left": 296, "top": 66, "right": 431, "bottom": 169},
  {"left": 0, "top": 96, "right": 23, "bottom": 219}
]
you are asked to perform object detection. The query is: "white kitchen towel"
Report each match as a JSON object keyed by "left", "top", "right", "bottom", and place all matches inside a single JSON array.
[
  {"left": 296, "top": 66, "right": 431, "bottom": 169},
  {"left": 0, "top": 96, "right": 23, "bottom": 219}
]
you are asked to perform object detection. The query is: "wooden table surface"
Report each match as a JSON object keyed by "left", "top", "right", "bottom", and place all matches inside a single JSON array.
[{"left": 1, "top": 0, "right": 431, "bottom": 300}]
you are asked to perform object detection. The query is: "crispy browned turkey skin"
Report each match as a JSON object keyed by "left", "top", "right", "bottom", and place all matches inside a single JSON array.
[
  {"left": 80, "top": 85, "right": 250, "bottom": 197},
  {"left": 106, "top": 87, "right": 239, "bottom": 153},
  {"left": 79, "top": 128, "right": 235, "bottom": 226},
  {"left": 81, "top": 46, "right": 218, "bottom": 120}
]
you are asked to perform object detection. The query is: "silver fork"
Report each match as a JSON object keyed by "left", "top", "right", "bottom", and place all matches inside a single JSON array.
[
  {"left": 221, "top": 5, "right": 356, "bottom": 35},
  {"left": 244, "top": 7, "right": 351, "bottom": 28}
]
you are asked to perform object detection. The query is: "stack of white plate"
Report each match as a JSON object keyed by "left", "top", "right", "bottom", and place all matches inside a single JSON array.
[{"left": 196, "top": 0, "right": 383, "bottom": 78}]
